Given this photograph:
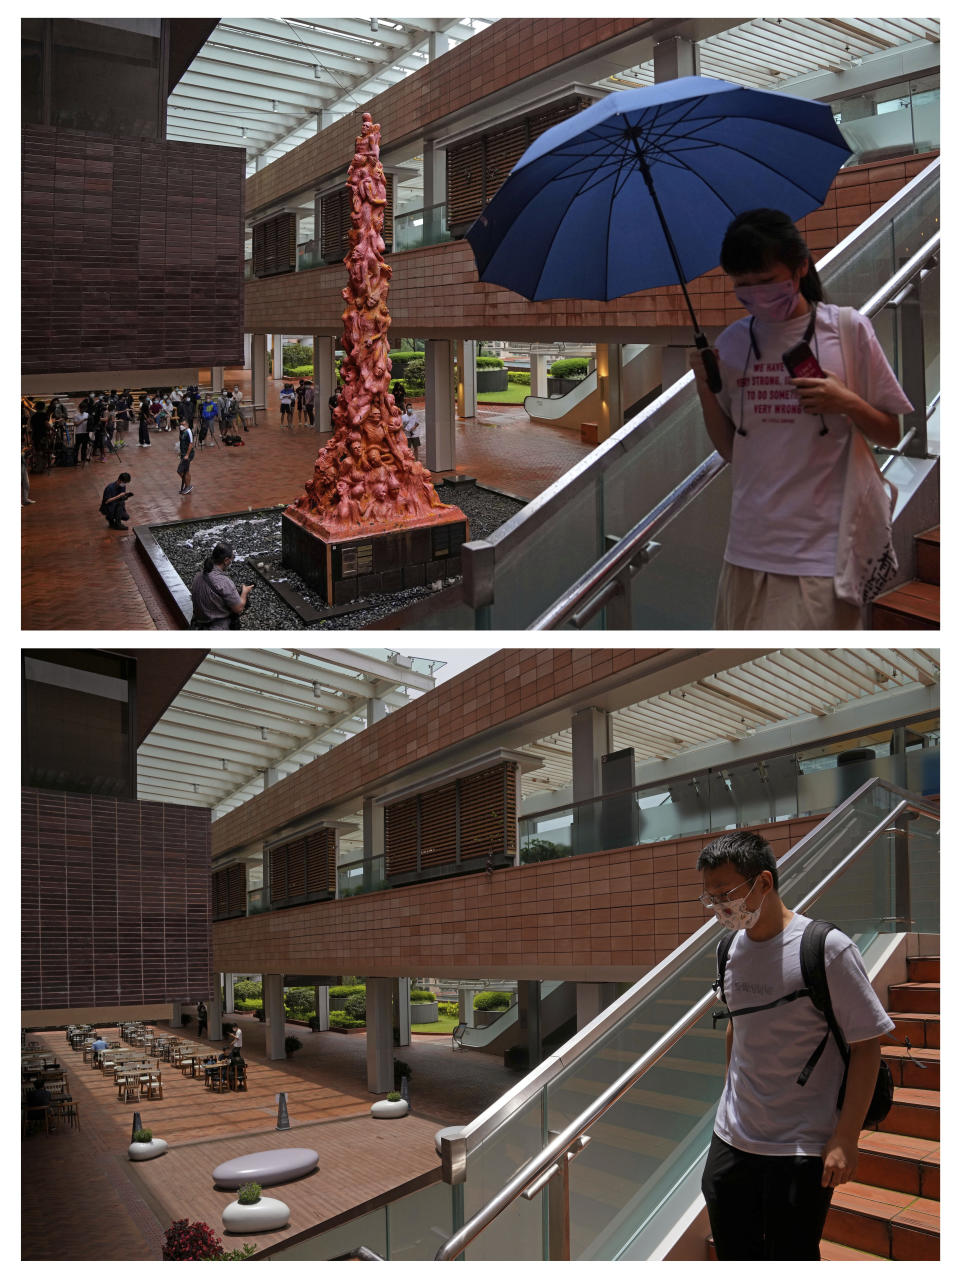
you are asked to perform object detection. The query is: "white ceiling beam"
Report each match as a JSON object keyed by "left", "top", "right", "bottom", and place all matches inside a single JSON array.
[
  {"left": 219, "top": 17, "right": 396, "bottom": 66},
  {"left": 161, "top": 708, "right": 304, "bottom": 750},
  {"left": 145, "top": 720, "right": 278, "bottom": 761},
  {"left": 199, "top": 655, "right": 374, "bottom": 712},
  {"left": 187, "top": 678, "right": 337, "bottom": 729},
  {"left": 205, "top": 31, "right": 379, "bottom": 78},
  {"left": 140, "top": 738, "right": 271, "bottom": 771},
  {"left": 291, "top": 17, "right": 416, "bottom": 51},
  {"left": 178, "top": 60, "right": 340, "bottom": 96},
  {"left": 174, "top": 86, "right": 321, "bottom": 120},
  {"left": 297, "top": 648, "right": 437, "bottom": 692}
]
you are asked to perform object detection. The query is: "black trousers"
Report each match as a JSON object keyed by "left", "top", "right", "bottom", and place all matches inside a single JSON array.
[{"left": 702, "top": 1133, "right": 833, "bottom": 1260}]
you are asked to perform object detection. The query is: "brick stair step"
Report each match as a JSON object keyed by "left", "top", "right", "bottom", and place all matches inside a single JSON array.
[
  {"left": 888, "top": 982, "right": 939, "bottom": 1014},
  {"left": 906, "top": 956, "right": 939, "bottom": 982},
  {"left": 914, "top": 527, "right": 939, "bottom": 586},
  {"left": 825, "top": 1180, "right": 939, "bottom": 1260},
  {"left": 856, "top": 1130, "right": 940, "bottom": 1197},
  {"left": 882, "top": 1043, "right": 939, "bottom": 1091},
  {"left": 820, "top": 1239, "right": 889, "bottom": 1261},
  {"left": 888, "top": 1011, "right": 939, "bottom": 1049},
  {"left": 872, "top": 580, "right": 939, "bottom": 627},
  {"left": 875, "top": 1087, "right": 940, "bottom": 1141}
]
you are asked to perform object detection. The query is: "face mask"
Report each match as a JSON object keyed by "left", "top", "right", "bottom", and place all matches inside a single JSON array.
[
  {"left": 734, "top": 278, "right": 800, "bottom": 323},
  {"left": 713, "top": 882, "right": 766, "bottom": 931}
]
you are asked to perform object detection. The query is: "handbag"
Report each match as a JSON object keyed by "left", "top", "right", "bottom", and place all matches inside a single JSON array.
[{"left": 833, "top": 306, "right": 898, "bottom": 606}]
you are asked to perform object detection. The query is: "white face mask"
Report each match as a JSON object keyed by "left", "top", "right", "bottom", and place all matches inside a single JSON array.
[{"left": 713, "top": 882, "right": 766, "bottom": 931}]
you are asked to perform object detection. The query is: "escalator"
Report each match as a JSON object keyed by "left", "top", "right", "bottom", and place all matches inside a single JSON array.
[
  {"left": 524, "top": 345, "right": 662, "bottom": 430},
  {"left": 444, "top": 158, "right": 939, "bottom": 630}
]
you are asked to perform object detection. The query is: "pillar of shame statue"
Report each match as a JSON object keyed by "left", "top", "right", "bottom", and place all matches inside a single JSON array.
[{"left": 284, "top": 113, "right": 466, "bottom": 541}]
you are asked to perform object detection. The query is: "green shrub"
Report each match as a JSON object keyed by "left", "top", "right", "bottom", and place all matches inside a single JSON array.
[
  {"left": 438, "top": 1001, "right": 459, "bottom": 1018},
  {"left": 508, "top": 370, "right": 531, "bottom": 385},
  {"left": 253, "top": 1008, "right": 265, "bottom": 1022},
  {"left": 284, "top": 1035, "right": 302, "bottom": 1055},
  {"left": 308, "top": 1014, "right": 320, "bottom": 1031},
  {"left": 282, "top": 342, "right": 313, "bottom": 371},
  {"left": 402, "top": 358, "right": 425, "bottom": 388},
  {"left": 329, "top": 1010, "right": 364, "bottom": 1028},
  {"left": 214, "top": 1244, "right": 257, "bottom": 1261},
  {"left": 234, "top": 998, "right": 262, "bottom": 1012},
  {"left": 237, "top": 1183, "right": 261, "bottom": 1205},
  {"left": 387, "top": 349, "right": 424, "bottom": 367},
  {"left": 344, "top": 993, "right": 367, "bottom": 1021},
  {"left": 475, "top": 355, "right": 506, "bottom": 368},
  {"left": 330, "top": 984, "right": 366, "bottom": 998},
  {"left": 409, "top": 989, "right": 436, "bottom": 1003},
  {"left": 286, "top": 364, "right": 314, "bottom": 379},
  {"left": 132, "top": 1128, "right": 153, "bottom": 1143},
  {"left": 233, "top": 979, "right": 262, "bottom": 1002},
  {"left": 387, "top": 1091, "right": 402, "bottom": 1102},
  {"left": 474, "top": 991, "right": 512, "bottom": 1011},
  {"left": 549, "top": 357, "right": 590, "bottom": 380},
  {"left": 519, "top": 838, "right": 568, "bottom": 864},
  {"left": 284, "top": 987, "right": 315, "bottom": 1019}
]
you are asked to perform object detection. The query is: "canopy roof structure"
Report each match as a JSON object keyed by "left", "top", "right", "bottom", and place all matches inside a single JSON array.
[
  {"left": 137, "top": 648, "right": 440, "bottom": 816},
  {"left": 520, "top": 649, "right": 940, "bottom": 799}
]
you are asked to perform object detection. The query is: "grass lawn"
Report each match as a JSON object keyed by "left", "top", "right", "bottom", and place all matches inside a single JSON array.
[
  {"left": 477, "top": 385, "right": 530, "bottom": 405},
  {"left": 410, "top": 1012, "right": 461, "bottom": 1036}
]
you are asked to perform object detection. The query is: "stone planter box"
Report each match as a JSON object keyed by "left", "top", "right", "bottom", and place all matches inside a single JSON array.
[
  {"left": 222, "top": 1197, "right": 291, "bottom": 1233},
  {"left": 410, "top": 1003, "right": 438, "bottom": 1024},
  {"left": 476, "top": 368, "right": 508, "bottom": 392},
  {"left": 547, "top": 376, "right": 588, "bottom": 396},
  {"left": 475, "top": 1006, "right": 513, "bottom": 1027}
]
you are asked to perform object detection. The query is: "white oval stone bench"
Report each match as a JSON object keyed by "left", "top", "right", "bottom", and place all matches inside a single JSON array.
[{"left": 212, "top": 1147, "right": 319, "bottom": 1188}]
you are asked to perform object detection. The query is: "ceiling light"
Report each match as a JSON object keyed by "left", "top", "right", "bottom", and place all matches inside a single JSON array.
[{"left": 370, "top": 18, "right": 379, "bottom": 32}]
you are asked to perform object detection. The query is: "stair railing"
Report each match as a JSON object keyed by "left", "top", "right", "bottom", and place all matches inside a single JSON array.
[
  {"left": 531, "top": 227, "right": 940, "bottom": 631},
  {"left": 435, "top": 779, "right": 938, "bottom": 1260}
]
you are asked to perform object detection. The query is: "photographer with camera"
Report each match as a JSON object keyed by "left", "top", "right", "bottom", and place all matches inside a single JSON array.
[{"left": 189, "top": 541, "right": 253, "bottom": 630}]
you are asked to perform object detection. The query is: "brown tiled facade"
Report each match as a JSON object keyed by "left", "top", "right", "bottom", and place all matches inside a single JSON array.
[
  {"left": 212, "top": 649, "right": 669, "bottom": 857},
  {"left": 21, "top": 788, "right": 212, "bottom": 1012},
  {"left": 245, "top": 153, "right": 936, "bottom": 342},
  {"left": 22, "top": 125, "right": 245, "bottom": 376},
  {"left": 213, "top": 816, "right": 820, "bottom": 981}
]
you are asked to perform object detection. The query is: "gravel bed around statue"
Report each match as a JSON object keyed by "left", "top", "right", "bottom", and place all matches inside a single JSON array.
[{"left": 150, "top": 483, "right": 524, "bottom": 630}]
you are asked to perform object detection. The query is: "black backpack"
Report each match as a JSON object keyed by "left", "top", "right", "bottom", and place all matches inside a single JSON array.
[{"left": 713, "top": 919, "right": 894, "bottom": 1125}]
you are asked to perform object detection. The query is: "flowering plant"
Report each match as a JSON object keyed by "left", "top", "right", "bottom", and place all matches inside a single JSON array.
[{"left": 161, "top": 1219, "right": 223, "bottom": 1260}]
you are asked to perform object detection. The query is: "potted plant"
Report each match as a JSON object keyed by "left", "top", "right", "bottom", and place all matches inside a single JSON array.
[
  {"left": 284, "top": 1035, "right": 302, "bottom": 1059},
  {"left": 129, "top": 1126, "right": 169, "bottom": 1161},
  {"left": 370, "top": 1090, "right": 409, "bottom": 1119},
  {"left": 161, "top": 1219, "right": 223, "bottom": 1260},
  {"left": 222, "top": 1182, "right": 291, "bottom": 1234}
]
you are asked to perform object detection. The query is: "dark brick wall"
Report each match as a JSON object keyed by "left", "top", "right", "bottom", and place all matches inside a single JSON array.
[
  {"left": 21, "top": 788, "right": 212, "bottom": 1011},
  {"left": 22, "top": 125, "right": 245, "bottom": 376}
]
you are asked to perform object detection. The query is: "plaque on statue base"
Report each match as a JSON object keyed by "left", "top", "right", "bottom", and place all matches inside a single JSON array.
[{"left": 282, "top": 508, "right": 469, "bottom": 606}]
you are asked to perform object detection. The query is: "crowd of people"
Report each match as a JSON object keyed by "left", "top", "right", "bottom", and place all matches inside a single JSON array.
[{"left": 280, "top": 377, "right": 317, "bottom": 426}]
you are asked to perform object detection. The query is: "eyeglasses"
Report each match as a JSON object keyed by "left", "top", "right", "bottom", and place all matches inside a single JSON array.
[{"left": 698, "top": 876, "right": 757, "bottom": 909}]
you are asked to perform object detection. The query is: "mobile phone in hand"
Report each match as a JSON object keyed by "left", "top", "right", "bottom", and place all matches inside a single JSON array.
[{"left": 782, "top": 341, "right": 825, "bottom": 379}]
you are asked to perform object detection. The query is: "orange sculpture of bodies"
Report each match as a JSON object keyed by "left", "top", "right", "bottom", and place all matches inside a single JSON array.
[{"left": 285, "top": 113, "right": 464, "bottom": 540}]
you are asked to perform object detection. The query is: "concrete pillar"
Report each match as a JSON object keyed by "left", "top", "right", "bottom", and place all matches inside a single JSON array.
[
  {"left": 208, "top": 982, "right": 224, "bottom": 1041},
  {"left": 576, "top": 982, "right": 619, "bottom": 1031},
  {"left": 661, "top": 345, "right": 692, "bottom": 390},
  {"left": 362, "top": 796, "right": 384, "bottom": 892},
  {"left": 314, "top": 985, "right": 330, "bottom": 1031},
  {"left": 395, "top": 977, "right": 411, "bottom": 1047},
  {"left": 427, "top": 31, "right": 451, "bottom": 61},
  {"left": 425, "top": 338, "right": 456, "bottom": 472},
  {"left": 263, "top": 973, "right": 286, "bottom": 1061},
  {"left": 572, "top": 707, "right": 611, "bottom": 856},
  {"left": 653, "top": 35, "right": 698, "bottom": 81},
  {"left": 595, "top": 344, "right": 624, "bottom": 441},
  {"left": 170, "top": 1001, "right": 184, "bottom": 1028},
  {"left": 458, "top": 986, "right": 477, "bottom": 1028},
  {"left": 271, "top": 333, "right": 284, "bottom": 382},
  {"left": 251, "top": 333, "right": 267, "bottom": 407},
  {"left": 210, "top": 366, "right": 224, "bottom": 393},
  {"left": 366, "top": 697, "right": 387, "bottom": 728},
  {"left": 243, "top": 333, "right": 252, "bottom": 369},
  {"left": 530, "top": 350, "right": 550, "bottom": 399},
  {"left": 264, "top": 766, "right": 279, "bottom": 790},
  {"left": 313, "top": 334, "right": 336, "bottom": 429},
  {"left": 457, "top": 339, "right": 477, "bottom": 418},
  {"left": 518, "top": 981, "right": 543, "bottom": 1069},
  {"left": 316, "top": 108, "right": 336, "bottom": 133},
  {"left": 366, "top": 977, "right": 394, "bottom": 1093},
  {"left": 224, "top": 973, "right": 235, "bottom": 1014}
]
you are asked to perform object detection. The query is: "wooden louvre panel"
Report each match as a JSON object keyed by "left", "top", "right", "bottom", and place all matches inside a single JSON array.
[
  {"left": 212, "top": 863, "right": 246, "bottom": 921},
  {"left": 269, "top": 842, "right": 288, "bottom": 905},
  {"left": 321, "top": 174, "right": 394, "bottom": 263},
  {"left": 446, "top": 135, "right": 486, "bottom": 235},
  {"left": 483, "top": 120, "right": 530, "bottom": 207},
  {"left": 458, "top": 763, "right": 512, "bottom": 863},
  {"left": 418, "top": 780, "right": 458, "bottom": 869},
  {"left": 252, "top": 211, "right": 296, "bottom": 277},
  {"left": 305, "top": 827, "right": 336, "bottom": 897},
  {"left": 286, "top": 836, "right": 307, "bottom": 899},
  {"left": 385, "top": 796, "right": 419, "bottom": 877}
]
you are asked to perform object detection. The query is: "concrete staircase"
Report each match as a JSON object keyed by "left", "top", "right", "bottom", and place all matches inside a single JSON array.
[{"left": 872, "top": 527, "right": 939, "bottom": 629}]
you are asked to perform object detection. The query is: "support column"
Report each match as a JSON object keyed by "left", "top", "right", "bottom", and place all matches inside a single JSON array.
[
  {"left": 653, "top": 35, "right": 698, "bottom": 81},
  {"left": 518, "top": 981, "right": 543, "bottom": 1069},
  {"left": 661, "top": 346, "right": 692, "bottom": 390},
  {"left": 313, "top": 334, "right": 336, "bottom": 429},
  {"left": 395, "top": 977, "right": 411, "bottom": 1047},
  {"left": 425, "top": 338, "right": 456, "bottom": 472},
  {"left": 271, "top": 333, "right": 284, "bottom": 382},
  {"left": 427, "top": 31, "right": 451, "bottom": 61},
  {"left": 170, "top": 1001, "right": 184, "bottom": 1028},
  {"left": 530, "top": 349, "right": 550, "bottom": 399},
  {"left": 251, "top": 332, "right": 267, "bottom": 408},
  {"left": 362, "top": 796, "right": 384, "bottom": 893},
  {"left": 263, "top": 766, "right": 279, "bottom": 790},
  {"left": 595, "top": 344, "right": 624, "bottom": 441},
  {"left": 208, "top": 982, "right": 224, "bottom": 1041},
  {"left": 243, "top": 333, "right": 252, "bottom": 369},
  {"left": 571, "top": 707, "right": 611, "bottom": 855},
  {"left": 576, "top": 982, "right": 619, "bottom": 1031},
  {"left": 366, "top": 977, "right": 394, "bottom": 1093},
  {"left": 314, "top": 985, "right": 330, "bottom": 1031},
  {"left": 458, "top": 984, "right": 477, "bottom": 1028},
  {"left": 224, "top": 973, "right": 235, "bottom": 1014},
  {"left": 211, "top": 366, "right": 224, "bottom": 393},
  {"left": 263, "top": 973, "right": 286, "bottom": 1060},
  {"left": 457, "top": 340, "right": 477, "bottom": 418}
]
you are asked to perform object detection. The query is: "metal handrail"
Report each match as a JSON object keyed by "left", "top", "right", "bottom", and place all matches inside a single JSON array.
[
  {"left": 531, "top": 226, "right": 941, "bottom": 631},
  {"left": 435, "top": 780, "right": 938, "bottom": 1260}
]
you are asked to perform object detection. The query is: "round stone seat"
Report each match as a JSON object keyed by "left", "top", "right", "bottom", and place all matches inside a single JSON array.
[{"left": 212, "top": 1147, "right": 319, "bottom": 1188}]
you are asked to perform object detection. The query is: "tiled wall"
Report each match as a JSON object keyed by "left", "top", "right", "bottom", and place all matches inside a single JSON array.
[
  {"left": 21, "top": 788, "right": 212, "bottom": 1011},
  {"left": 22, "top": 125, "right": 246, "bottom": 376},
  {"left": 244, "top": 153, "right": 936, "bottom": 340},
  {"left": 213, "top": 816, "right": 821, "bottom": 981},
  {"left": 212, "top": 649, "right": 666, "bottom": 857},
  {"left": 244, "top": 18, "right": 647, "bottom": 218}
]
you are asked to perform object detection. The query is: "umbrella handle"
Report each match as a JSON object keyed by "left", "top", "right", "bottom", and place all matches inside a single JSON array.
[{"left": 695, "top": 335, "right": 723, "bottom": 393}]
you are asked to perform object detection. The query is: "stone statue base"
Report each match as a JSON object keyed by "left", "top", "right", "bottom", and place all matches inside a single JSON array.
[{"left": 282, "top": 507, "right": 469, "bottom": 606}]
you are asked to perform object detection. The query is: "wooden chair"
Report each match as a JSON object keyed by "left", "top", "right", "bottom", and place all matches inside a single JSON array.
[
  {"left": 121, "top": 1075, "right": 139, "bottom": 1103},
  {"left": 142, "top": 1072, "right": 163, "bottom": 1101},
  {"left": 60, "top": 1098, "right": 80, "bottom": 1130}
]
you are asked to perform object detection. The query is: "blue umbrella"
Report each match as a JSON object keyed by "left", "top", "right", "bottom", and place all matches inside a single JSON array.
[{"left": 467, "top": 77, "right": 850, "bottom": 387}]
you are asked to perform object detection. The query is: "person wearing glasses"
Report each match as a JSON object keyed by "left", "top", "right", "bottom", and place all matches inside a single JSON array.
[{"left": 695, "top": 831, "right": 892, "bottom": 1260}]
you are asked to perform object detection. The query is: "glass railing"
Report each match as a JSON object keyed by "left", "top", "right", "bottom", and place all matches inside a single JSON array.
[
  {"left": 834, "top": 81, "right": 939, "bottom": 168},
  {"left": 337, "top": 855, "right": 386, "bottom": 898},
  {"left": 520, "top": 745, "right": 939, "bottom": 857},
  {"left": 455, "top": 158, "right": 939, "bottom": 630},
  {"left": 247, "top": 886, "right": 268, "bottom": 915},
  {"left": 393, "top": 202, "right": 449, "bottom": 253},
  {"left": 296, "top": 243, "right": 325, "bottom": 272}
]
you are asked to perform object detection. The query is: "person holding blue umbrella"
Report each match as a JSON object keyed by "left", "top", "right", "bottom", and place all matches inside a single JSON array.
[{"left": 689, "top": 208, "right": 913, "bottom": 629}]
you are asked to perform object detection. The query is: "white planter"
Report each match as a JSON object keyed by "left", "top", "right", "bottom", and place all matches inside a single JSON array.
[
  {"left": 128, "top": 1138, "right": 168, "bottom": 1161},
  {"left": 222, "top": 1197, "right": 290, "bottom": 1233},
  {"left": 370, "top": 1098, "right": 409, "bottom": 1119},
  {"left": 410, "top": 1003, "right": 438, "bottom": 1024}
]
